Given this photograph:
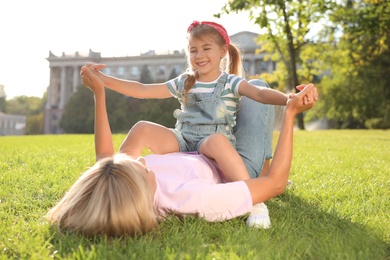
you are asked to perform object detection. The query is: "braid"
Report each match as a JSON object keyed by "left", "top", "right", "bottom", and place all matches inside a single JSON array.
[{"left": 182, "top": 70, "right": 197, "bottom": 106}]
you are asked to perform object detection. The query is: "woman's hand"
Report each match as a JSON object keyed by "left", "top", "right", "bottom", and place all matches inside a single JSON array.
[
  {"left": 287, "top": 84, "right": 318, "bottom": 105},
  {"left": 80, "top": 65, "right": 105, "bottom": 93},
  {"left": 286, "top": 83, "right": 318, "bottom": 115},
  {"left": 85, "top": 62, "right": 106, "bottom": 71}
]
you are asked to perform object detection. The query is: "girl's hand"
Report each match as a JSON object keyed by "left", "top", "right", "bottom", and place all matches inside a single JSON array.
[
  {"left": 79, "top": 63, "right": 106, "bottom": 77},
  {"left": 286, "top": 84, "right": 317, "bottom": 115},
  {"left": 80, "top": 66, "right": 105, "bottom": 93},
  {"left": 288, "top": 83, "right": 318, "bottom": 104},
  {"left": 295, "top": 84, "right": 318, "bottom": 105},
  {"left": 85, "top": 62, "right": 106, "bottom": 71}
]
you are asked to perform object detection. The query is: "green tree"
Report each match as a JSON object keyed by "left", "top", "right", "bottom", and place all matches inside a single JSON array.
[
  {"left": 137, "top": 98, "right": 180, "bottom": 128},
  {"left": 25, "top": 113, "right": 44, "bottom": 135},
  {"left": 140, "top": 65, "right": 153, "bottom": 84},
  {"left": 4, "top": 95, "right": 46, "bottom": 134},
  {"left": 317, "top": 0, "right": 390, "bottom": 128},
  {"left": 60, "top": 86, "right": 133, "bottom": 133},
  {"left": 60, "top": 86, "right": 94, "bottom": 133},
  {"left": 218, "top": 0, "right": 332, "bottom": 129},
  {"left": 0, "top": 85, "right": 6, "bottom": 112},
  {"left": 5, "top": 96, "right": 44, "bottom": 115}
]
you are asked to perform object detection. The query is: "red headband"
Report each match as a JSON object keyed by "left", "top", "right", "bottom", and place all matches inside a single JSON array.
[{"left": 187, "top": 20, "right": 231, "bottom": 45}]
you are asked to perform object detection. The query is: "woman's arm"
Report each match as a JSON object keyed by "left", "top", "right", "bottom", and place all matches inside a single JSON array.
[
  {"left": 80, "top": 66, "right": 114, "bottom": 161},
  {"left": 244, "top": 83, "right": 318, "bottom": 204},
  {"left": 86, "top": 63, "right": 172, "bottom": 99}
]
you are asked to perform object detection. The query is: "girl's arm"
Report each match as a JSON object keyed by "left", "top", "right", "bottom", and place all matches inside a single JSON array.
[
  {"left": 238, "top": 80, "right": 288, "bottom": 106},
  {"left": 244, "top": 83, "right": 317, "bottom": 204},
  {"left": 80, "top": 66, "right": 115, "bottom": 161},
  {"left": 86, "top": 63, "right": 172, "bottom": 99}
]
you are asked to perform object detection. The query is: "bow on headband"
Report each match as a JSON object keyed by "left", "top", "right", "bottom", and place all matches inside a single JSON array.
[{"left": 187, "top": 20, "right": 231, "bottom": 45}]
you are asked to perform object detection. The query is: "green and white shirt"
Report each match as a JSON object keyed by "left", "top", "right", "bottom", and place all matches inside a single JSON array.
[{"left": 166, "top": 72, "right": 244, "bottom": 123}]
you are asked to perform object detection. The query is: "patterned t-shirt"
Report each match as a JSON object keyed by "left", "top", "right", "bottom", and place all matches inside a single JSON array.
[{"left": 165, "top": 72, "right": 244, "bottom": 123}]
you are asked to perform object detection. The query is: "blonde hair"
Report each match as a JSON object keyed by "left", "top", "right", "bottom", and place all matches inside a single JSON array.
[
  {"left": 183, "top": 23, "right": 245, "bottom": 103},
  {"left": 45, "top": 154, "right": 158, "bottom": 237}
]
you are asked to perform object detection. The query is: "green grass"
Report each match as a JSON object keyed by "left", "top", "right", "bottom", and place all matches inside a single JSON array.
[{"left": 0, "top": 130, "right": 389, "bottom": 259}]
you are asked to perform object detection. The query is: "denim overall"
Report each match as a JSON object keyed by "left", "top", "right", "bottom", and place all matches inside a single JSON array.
[{"left": 171, "top": 72, "right": 236, "bottom": 152}]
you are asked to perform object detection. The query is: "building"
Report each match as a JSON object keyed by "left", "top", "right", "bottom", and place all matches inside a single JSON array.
[
  {"left": 0, "top": 112, "right": 26, "bottom": 136},
  {"left": 44, "top": 31, "right": 275, "bottom": 134}
]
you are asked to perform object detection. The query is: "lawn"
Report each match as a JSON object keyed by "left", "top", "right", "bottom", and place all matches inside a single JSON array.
[{"left": 0, "top": 130, "right": 389, "bottom": 259}]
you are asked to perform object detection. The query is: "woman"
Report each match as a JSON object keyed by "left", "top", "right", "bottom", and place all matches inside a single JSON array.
[{"left": 45, "top": 66, "right": 318, "bottom": 237}]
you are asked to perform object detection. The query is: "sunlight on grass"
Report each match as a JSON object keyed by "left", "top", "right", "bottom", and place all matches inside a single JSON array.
[{"left": 0, "top": 130, "right": 389, "bottom": 259}]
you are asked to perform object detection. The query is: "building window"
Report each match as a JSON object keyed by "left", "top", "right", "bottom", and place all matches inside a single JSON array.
[
  {"left": 261, "top": 61, "right": 267, "bottom": 71},
  {"left": 158, "top": 66, "right": 165, "bottom": 75},
  {"left": 118, "top": 67, "right": 125, "bottom": 76},
  {"left": 103, "top": 68, "right": 111, "bottom": 75},
  {"left": 131, "top": 67, "right": 138, "bottom": 76},
  {"left": 243, "top": 61, "right": 249, "bottom": 74}
]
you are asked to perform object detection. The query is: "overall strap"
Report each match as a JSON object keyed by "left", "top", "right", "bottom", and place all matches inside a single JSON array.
[{"left": 213, "top": 72, "right": 228, "bottom": 96}]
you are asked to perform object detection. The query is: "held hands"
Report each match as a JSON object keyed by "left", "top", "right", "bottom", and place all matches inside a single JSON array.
[
  {"left": 286, "top": 83, "right": 318, "bottom": 115},
  {"left": 80, "top": 63, "right": 106, "bottom": 93}
]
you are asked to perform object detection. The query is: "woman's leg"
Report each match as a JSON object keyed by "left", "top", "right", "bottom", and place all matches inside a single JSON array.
[
  {"left": 119, "top": 121, "right": 180, "bottom": 157},
  {"left": 233, "top": 79, "right": 275, "bottom": 179},
  {"left": 234, "top": 79, "right": 274, "bottom": 229}
]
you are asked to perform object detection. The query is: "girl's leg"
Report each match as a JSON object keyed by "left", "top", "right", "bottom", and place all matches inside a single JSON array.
[
  {"left": 199, "top": 133, "right": 251, "bottom": 181},
  {"left": 119, "top": 121, "right": 180, "bottom": 157},
  {"left": 233, "top": 79, "right": 275, "bottom": 179}
]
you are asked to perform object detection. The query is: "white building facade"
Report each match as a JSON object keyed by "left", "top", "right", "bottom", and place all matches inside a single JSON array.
[
  {"left": 0, "top": 112, "right": 26, "bottom": 136},
  {"left": 44, "top": 31, "right": 275, "bottom": 134}
]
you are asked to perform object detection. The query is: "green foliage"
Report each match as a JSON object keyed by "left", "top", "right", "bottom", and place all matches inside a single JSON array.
[
  {"left": 25, "top": 113, "right": 44, "bottom": 135},
  {"left": 2, "top": 95, "right": 46, "bottom": 134},
  {"left": 315, "top": 0, "right": 390, "bottom": 128},
  {"left": 59, "top": 86, "right": 95, "bottom": 133},
  {"left": 0, "top": 131, "right": 389, "bottom": 259},
  {"left": 220, "top": 0, "right": 334, "bottom": 129},
  {"left": 60, "top": 86, "right": 180, "bottom": 133},
  {"left": 0, "top": 85, "right": 5, "bottom": 112},
  {"left": 5, "top": 96, "right": 44, "bottom": 116},
  {"left": 140, "top": 65, "right": 153, "bottom": 84},
  {"left": 136, "top": 98, "right": 180, "bottom": 128},
  {"left": 220, "top": 0, "right": 389, "bottom": 129}
]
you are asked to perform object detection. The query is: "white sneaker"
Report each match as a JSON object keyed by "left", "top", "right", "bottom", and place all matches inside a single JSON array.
[
  {"left": 287, "top": 179, "right": 293, "bottom": 188},
  {"left": 246, "top": 202, "right": 271, "bottom": 229}
]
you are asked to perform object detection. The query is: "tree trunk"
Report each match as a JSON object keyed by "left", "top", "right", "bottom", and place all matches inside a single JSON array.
[{"left": 282, "top": 3, "right": 305, "bottom": 129}]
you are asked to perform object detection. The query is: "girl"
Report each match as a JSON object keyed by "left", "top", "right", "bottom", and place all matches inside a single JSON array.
[
  {"left": 45, "top": 65, "right": 318, "bottom": 237},
  {"left": 85, "top": 21, "right": 289, "bottom": 183}
]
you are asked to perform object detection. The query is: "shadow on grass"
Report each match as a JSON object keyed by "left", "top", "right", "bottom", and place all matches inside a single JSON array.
[
  {"left": 266, "top": 192, "right": 389, "bottom": 259},
  {"left": 45, "top": 192, "right": 389, "bottom": 259}
]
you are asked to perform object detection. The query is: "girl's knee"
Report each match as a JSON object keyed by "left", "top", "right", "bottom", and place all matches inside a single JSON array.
[
  {"left": 208, "top": 133, "right": 229, "bottom": 144},
  {"left": 202, "top": 134, "right": 231, "bottom": 152},
  {"left": 131, "top": 121, "right": 153, "bottom": 134}
]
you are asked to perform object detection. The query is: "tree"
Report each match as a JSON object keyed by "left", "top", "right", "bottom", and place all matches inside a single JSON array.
[
  {"left": 2, "top": 94, "right": 46, "bottom": 134},
  {"left": 316, "top": 0, "right": 390, "bottom": 128},
  {"left": 0, "top": 85, "right": 6, "bottom": 112},
  {"left": 137, "top": 98, "right": 180, "bottom": 127},
  {"left": 25, "top": 113, "right": 44, "bottom": 135},
  {"left": 5, "top": 96, "right": 44, "bottom": 115},
  {"left": 140, "top": 65, "right": 153, "bottom": 84},
  {"left": 60, "top": 86, "right": 95, "bottom": 133},
  {"left": 218, "top": 0, "right": 332, "bottom": 129}
]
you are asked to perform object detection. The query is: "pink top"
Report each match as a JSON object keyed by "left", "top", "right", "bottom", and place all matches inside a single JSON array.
[{"left": 145, "top": 153, "right": 253, "bottom": 221}]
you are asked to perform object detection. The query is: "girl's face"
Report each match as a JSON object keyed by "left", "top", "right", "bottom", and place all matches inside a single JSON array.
[{"left": 188, "top": 35, "right": 227, "bottom": 82}]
